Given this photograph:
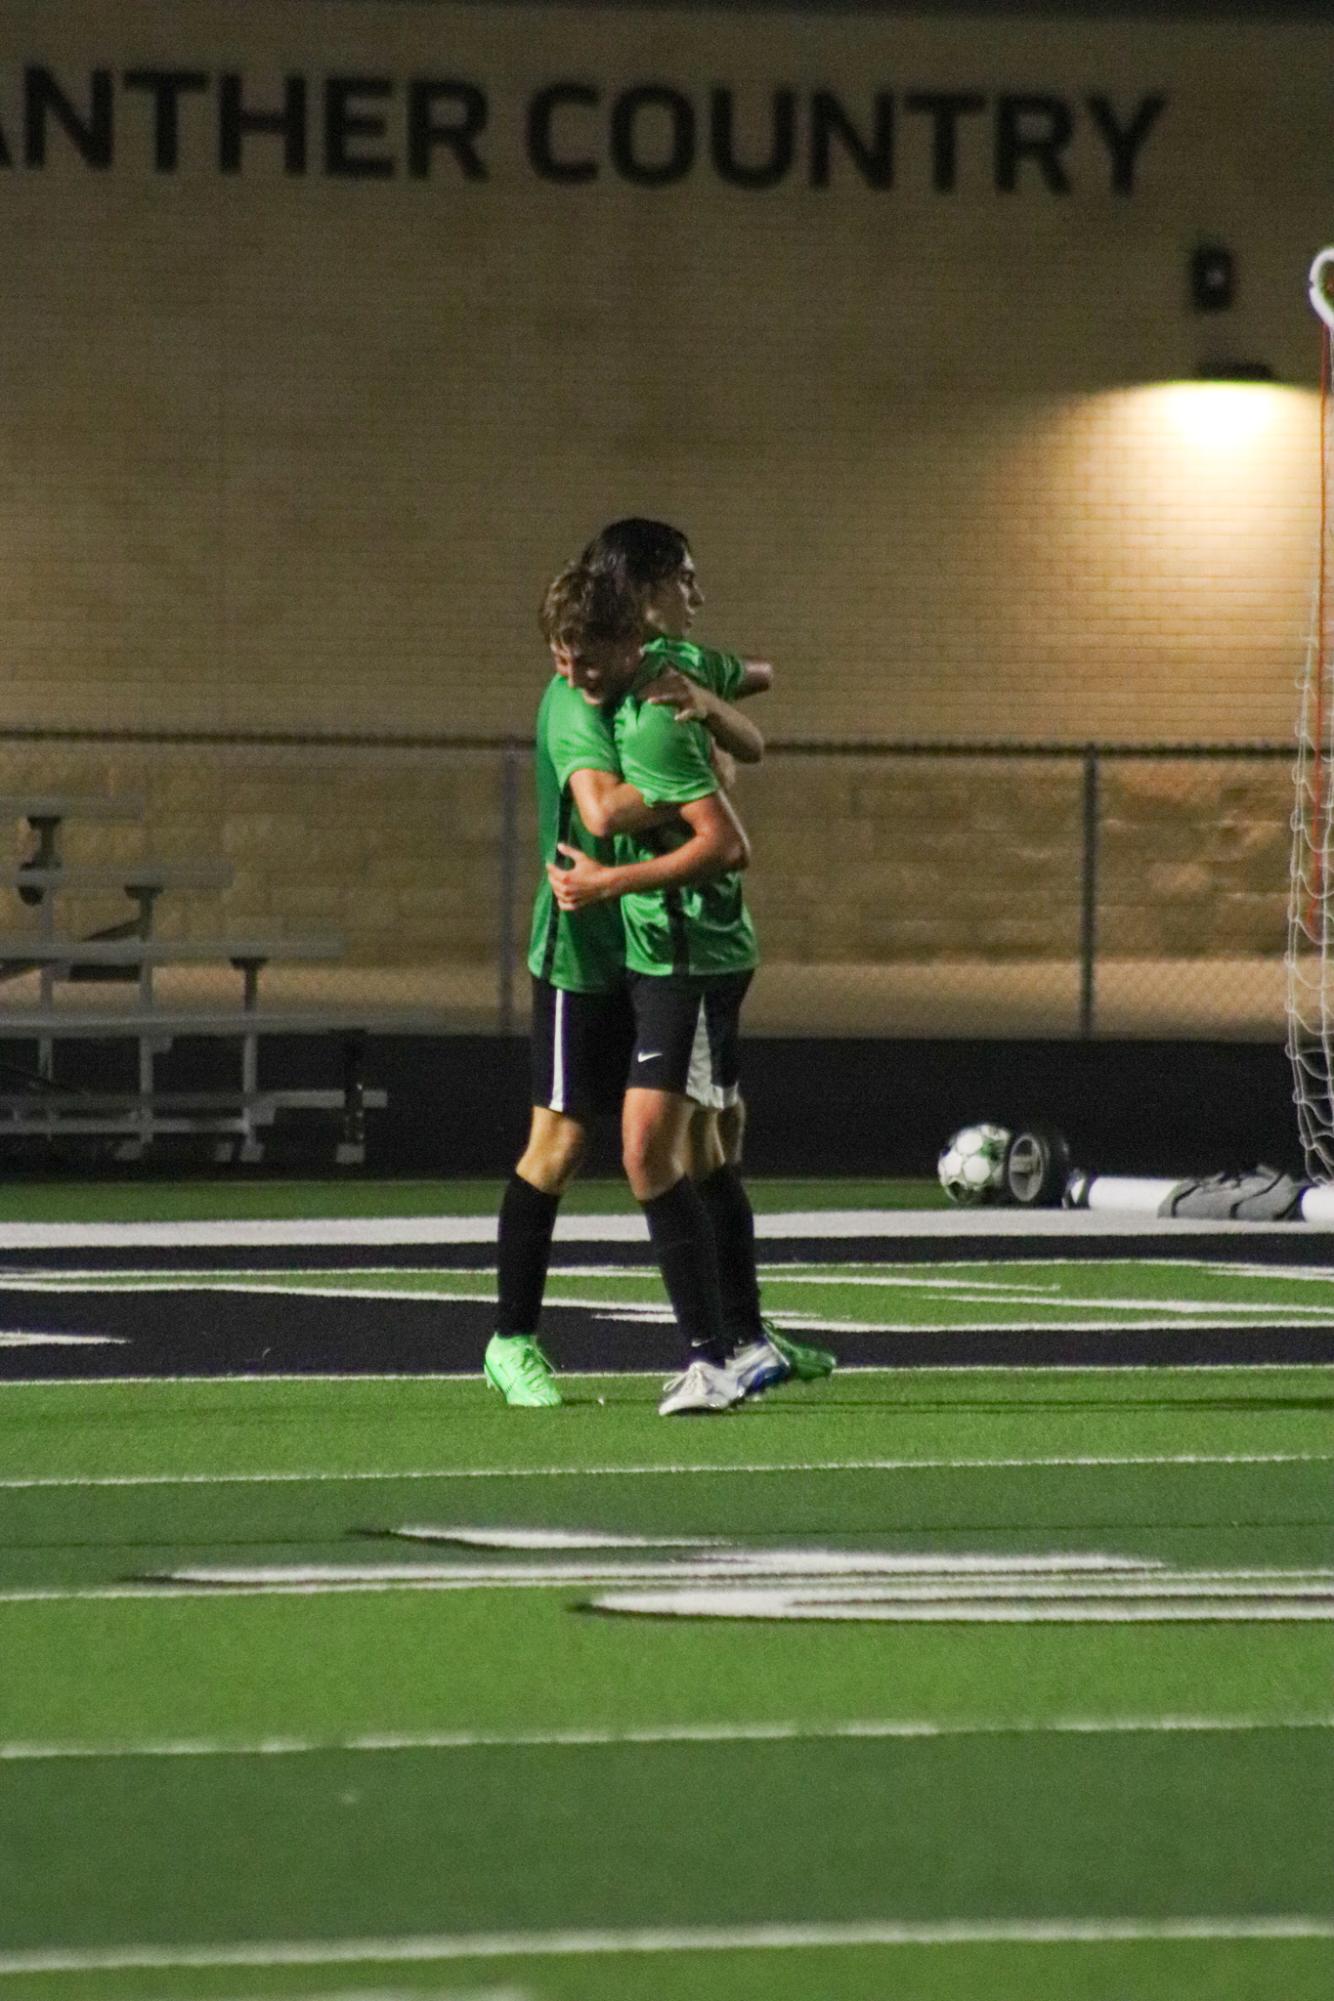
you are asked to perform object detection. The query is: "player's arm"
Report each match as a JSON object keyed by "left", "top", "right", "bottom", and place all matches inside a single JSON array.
[
  {"left": 548, "top": 791, "right": 749, "bottom": 911},
  {"left": 736, "top": 658, "right": 774, "bottom": 697},
  {"left": 567, "top": 766, "right": 680, "bottom": 839},
  {"left": 641, "top": 669, "right": 764, "bottom": 764}
]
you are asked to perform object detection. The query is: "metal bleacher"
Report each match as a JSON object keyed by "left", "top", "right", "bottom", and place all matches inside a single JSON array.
[{"left": 0, "top": 794, "right": 435, "bottom": 1163}]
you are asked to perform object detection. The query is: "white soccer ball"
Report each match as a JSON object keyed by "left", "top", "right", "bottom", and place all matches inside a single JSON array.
[{"left": 937, "top": 1123, "right": 1012, "bottom": 1205}]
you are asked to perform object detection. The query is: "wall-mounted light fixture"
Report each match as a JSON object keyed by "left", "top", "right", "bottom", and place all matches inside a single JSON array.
[{"left": 1190, "top": 242, "right": 1235, "bottom": 313}]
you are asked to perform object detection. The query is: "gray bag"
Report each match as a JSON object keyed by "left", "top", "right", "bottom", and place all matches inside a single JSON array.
[{"left": 1161, "top": 1166, "right": 1308, "bottom": 1222}]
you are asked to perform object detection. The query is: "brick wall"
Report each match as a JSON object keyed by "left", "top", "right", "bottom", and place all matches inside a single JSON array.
[{"left": 0, "top": 2, "right": 1325, "bottom": 1021}]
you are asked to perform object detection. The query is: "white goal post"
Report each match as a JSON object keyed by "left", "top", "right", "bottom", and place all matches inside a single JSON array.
[
  {"left": 1285, "top": 248, "right": 1334, "bottom": 1182},
  {"left": 1309, "top": 249, "right": 1334, "bottom": 334}
]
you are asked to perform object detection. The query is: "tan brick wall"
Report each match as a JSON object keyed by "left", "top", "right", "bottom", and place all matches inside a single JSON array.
[{"left": 0, "top": 3, "right": 1325, "bottom": 1022}]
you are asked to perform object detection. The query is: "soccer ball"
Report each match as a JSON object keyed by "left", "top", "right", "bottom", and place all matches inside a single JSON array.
[{"left": 937, "top": 1123, "right": 1011, "bottom": 1205}]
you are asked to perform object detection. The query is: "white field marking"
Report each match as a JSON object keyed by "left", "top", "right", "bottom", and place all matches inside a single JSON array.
[
  {"left": 16, "top": 1265, "right": 1334, "bottom": 1319},
  {"left": 389, "top": 1526, "right": 726, "bottom": 1550},
  {"left": 141, "top": 1550, "right": 1167, "bottom": 1591},
  {"left": 0, "top": 1276, "right": 1075, "bottom": 1325},
  {"left": 0, "top": 1269, "right": 1063, "bottom": 1298},
  {"left": 3, "top": 1713, "right": 1332, "bottom": 1764},
  {"left": 775, "top": 1274, "right": 1064, "bottom": 1293},
  {"left": 3, "top": 1261, "right": 1326, "bottom": 1326},
  {"left": 593, "top": 1588, "right": 1334, "bottom": 1623},
  {"left": 600, "top": 1309, "right": 1333, "bottom": 1333},
  {"left": 757, "top": 1269, "right": 1334, "bottom": 1315},
  {"left": 0, "top": 1332, "right": 124, "bottom": 1346},
  {"left": 68, "top": 1555, "right": 1334, "bottom": 1610},
  {"left": 596, "top": 1307, "right": 947, "bottom": 1332},
  {"left": 12, "top": 1576, "right": 1330, "bottom": 1610},
  {"left": 2, "top": 1450, "right": 1329, "bottom": 1492},
  {"left": 1, "top": 1915, "right": 1331, "bottom": 1975},
  {"left": 0, "top": 1205, "right": 1307, "bottom": 1251},
  {"left": 1214, "top": 1262, "right": 1334, "bottom": 1285},
  {"left": 7, "top": 1256, "right": 1331, "bottom": 1281}
]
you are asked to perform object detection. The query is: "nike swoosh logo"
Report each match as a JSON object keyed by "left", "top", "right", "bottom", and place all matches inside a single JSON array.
[{"left": 637, "top": 1051, "right": 662, "bottom": 1063}]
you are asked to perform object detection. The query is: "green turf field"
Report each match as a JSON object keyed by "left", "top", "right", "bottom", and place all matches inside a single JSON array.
[
  {"left": 0, "top": 1181, "right": 1331, "bottom": 2001},
  {"left": 0, "top": 1177, "right": 942, "bottom": 1223}
]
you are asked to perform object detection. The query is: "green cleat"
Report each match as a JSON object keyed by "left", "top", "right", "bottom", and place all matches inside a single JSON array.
[
  {"left": 483, "top": 1333, "right": 562, "bottom": 1408},
  {"left": 763, "top": 1322, "right": 837, "bottom": 1381}
]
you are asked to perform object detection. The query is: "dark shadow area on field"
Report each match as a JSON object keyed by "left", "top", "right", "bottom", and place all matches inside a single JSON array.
[{"left": 4, "top": 1281, "right": 1334, "bottom": 1380}]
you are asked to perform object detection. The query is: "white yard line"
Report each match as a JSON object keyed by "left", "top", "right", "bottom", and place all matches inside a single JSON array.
[
  {"left": 4, "top": 1267, "right": 1332, "bottom": 1321},
  {"left": 1, "top": 1450, "right": 1329, "bottom": 1492},
  {"left": 7, "top": 1561, "right": 1334, "bottom": 1609},
  {"left": 0, "top": 1915, "right": 1331, "bottom": 1976},
  {"left": 0, "top": 1332, "right": 124, "bottom": 1346},
  {"left": 2, "top": 1713, "right": 1331, "bottom": 1764},
  {"left": 0, "top": 1207, "right": 1309, "bottom": 1251},
  {"left": 596, "top": 1307, "right": 1334, "bottom": 1330}
]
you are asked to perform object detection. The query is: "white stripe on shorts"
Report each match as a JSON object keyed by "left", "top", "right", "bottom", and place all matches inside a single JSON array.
[
  {"left": 685, "top": 997, "right": 723, "bottom": 1110},
  {"left": 551, "top": 987, "right": 567, "bottom": 1113}
]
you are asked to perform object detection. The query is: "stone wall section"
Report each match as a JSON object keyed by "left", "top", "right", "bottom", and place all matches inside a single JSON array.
[{"left": 0, "top": 3, "right": 1322, "bottom": 1028}]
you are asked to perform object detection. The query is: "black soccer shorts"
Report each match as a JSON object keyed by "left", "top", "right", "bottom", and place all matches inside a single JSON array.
[
  {"left": 625, "top": 969, "right": 753, "bottom": 1110},
  {"left": 529, "top": 976, "right": 636, "bottom": 1122}
]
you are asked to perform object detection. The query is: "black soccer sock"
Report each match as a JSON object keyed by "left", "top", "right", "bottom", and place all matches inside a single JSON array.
[
  {"left": 495, "top": 1173, "right": 561, "bottom": 1337},
  {"left": 640, "top": 1176, "right": 729, "bottom": 1366},
  {"left": 696, "top": 1163, "right": 765, "bottom": 1346}
]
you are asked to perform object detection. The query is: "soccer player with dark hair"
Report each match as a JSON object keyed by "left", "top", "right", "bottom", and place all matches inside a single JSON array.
[
  {"left": 549, "top": 538, "right": 834, "bottom": 1415},
  {"left": 571, "top": 520, "right": 834, "bottom": 1405}
]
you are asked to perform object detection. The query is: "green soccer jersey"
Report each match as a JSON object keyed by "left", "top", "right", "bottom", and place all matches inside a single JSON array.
[
  {"left": 639, "top": 634, "right": 747, "bottom": 701},
  {"left": 526, "top": 675, "right": 625, "bottom": 993},
  {"left": 611, "top": 649, "right": 760, "bottom": 979}
]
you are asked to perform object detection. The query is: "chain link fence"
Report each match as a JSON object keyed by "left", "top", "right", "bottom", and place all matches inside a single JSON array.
[{"left": 0, "top": 732, "right": 1294, "bottom": 1040}]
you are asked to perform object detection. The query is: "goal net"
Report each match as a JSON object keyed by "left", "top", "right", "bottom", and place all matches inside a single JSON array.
[{"left": 1286, "top": 249, "right": 1334, "bottom": 1179}]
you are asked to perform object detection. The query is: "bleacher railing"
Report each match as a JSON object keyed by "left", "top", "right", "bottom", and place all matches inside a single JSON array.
[{"left": 0, "top": 731, "right": 1293, "bottom": 1041}]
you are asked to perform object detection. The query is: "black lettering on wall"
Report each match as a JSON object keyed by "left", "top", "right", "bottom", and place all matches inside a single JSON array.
[
  {"left": 122, "top": 70, "right": 209, "bottom": 171},
  {"left": 610, "top": 85, "right": 694, "bottom": 186},
  {"left": 710, "top": 87, "right": 795, "bottom": 190},
  {"left": 25, "top": 66, "right": 113, "bottom": 168},
  {"left": 810, "top": 90, "right": 893, "bottom": 189},
  {"left": 527, "top": 83, "right": 598, "bottom": 182},
  {"left": 1086, "top": 93, "right": 1167, "bottom": 195},
  {"left": 325, "top": 76, "right": 394, "bottom": 177},
  {"left": 407, "top": 79, "right": 488, "bottom": 179},
  {"left": 219, "top": 73, "right": 307, "bottom": 174},
  {"left": 904, "top": 91, "right": 985, "bottom": 192},
  {"left": 995, "top": 95, "right": 1072, "bottom": 193}
]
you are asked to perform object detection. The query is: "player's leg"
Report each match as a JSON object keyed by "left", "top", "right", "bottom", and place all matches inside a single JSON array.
[
  {"left": 686, "top": 1104, "right": 765, "bottom": 1349},
  {"left": 623, "top": 974, "right": 742, "bottom": 1415},
  {"left": 688, "top": 990, "right": 837, "bottom": 1390},
  {"left": 485, "top": 980, "right": 627, "bottom": 1408},
  {"left": 716, "top": 1097, "right": 746, "bottom": 1168}
]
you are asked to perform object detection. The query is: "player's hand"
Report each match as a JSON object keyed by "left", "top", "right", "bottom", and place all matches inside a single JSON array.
[
  {"left": 640, "top": 667, "right": 711, "bottom": 725},
  {"left": 709, "top": 744, "right": 738, "bottom": 792},
  {"left": 548, "top": 843, "right": 614, "bottom": 910}
]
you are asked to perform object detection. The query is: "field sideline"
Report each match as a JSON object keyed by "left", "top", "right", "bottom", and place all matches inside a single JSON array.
[{"left": 0, "top": 1178, "right": 1331, "bottom": 2001}]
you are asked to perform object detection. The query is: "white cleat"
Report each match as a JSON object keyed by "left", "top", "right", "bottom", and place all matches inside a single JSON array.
[
  {"left": 658, "top": 1357, "right": 747, "bottom": 1417},
  {"left": 728, "top": 1334, "right": 792, "bottom": 1398}
]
